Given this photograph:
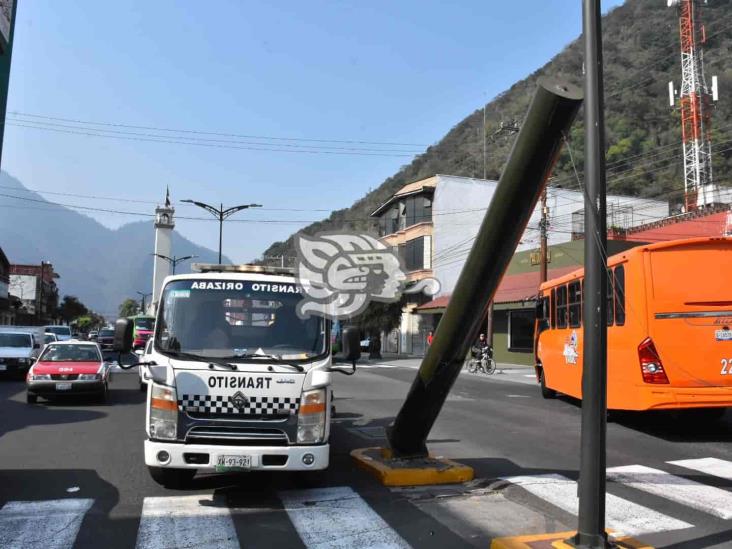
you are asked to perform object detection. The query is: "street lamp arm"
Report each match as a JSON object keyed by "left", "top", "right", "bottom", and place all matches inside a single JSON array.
[
  {"left": 182, "top": 199, "right": 221, "bottom": 218},
  {"left": 222, "top": 203, "right": 262, "bottom": 219},
  {"left": 176, "top": 255, "right": 197, "bottom": 263},
  {"left": 151, "top": 253, "right": 173, "bottom": 265}
]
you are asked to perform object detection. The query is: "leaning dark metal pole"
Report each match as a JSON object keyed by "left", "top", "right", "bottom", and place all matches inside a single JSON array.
[
  {"left": 387, "top": 78, "right": 583, "bottom": 457},
  {"left": 572, "top": 0, "right": 609, "bottom": 547}
]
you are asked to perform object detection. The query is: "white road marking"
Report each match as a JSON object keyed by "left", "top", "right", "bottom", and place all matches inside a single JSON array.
[
  {"left": 502, "top": 474, "right": 691, "bottom": 536},
  {"left": 135, "top": 495, "right": 239, "bottom": 549},
  {"left": 279, "top": 486, "right": 410, "bottom": 548},
  {"left": 506, "top": 394, "right": 530, "bottom": 398},
  {"left": 607, "top": 464, "right": 732, "bottom": 520},
  {"left": 523, "top": 374, "right": 536, "bottom": 378},
  {"left": 0, "top": 498, "right": 94, "bottom": 549},
  {"left": 668, "top": 457, "right": 732, "bottom": 481}
]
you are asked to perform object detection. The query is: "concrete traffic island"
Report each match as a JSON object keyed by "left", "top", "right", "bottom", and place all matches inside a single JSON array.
[
  {"left": 490, "top": 531, "right": 653, "bottom": 549},
  {"left": 351, "top": 447, "right": 474, "bottom": 487}
]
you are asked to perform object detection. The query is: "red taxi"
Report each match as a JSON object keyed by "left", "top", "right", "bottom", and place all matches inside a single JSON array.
[{"left": 26, "top": 341, "right": 111, "bottom": 404}]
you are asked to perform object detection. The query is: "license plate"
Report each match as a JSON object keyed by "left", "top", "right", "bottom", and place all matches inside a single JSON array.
[
  {"left": 0, "top": 365, "right": 6, "bottom": 371},
  {"left": 216, "top": 455, "right": 251, "bottom": 469},
  {"left": 716, "top": 330, "right": 732, "bottom": 341},
  {"left": 55, "top": 382, "right": 72, "bottom": 391}
]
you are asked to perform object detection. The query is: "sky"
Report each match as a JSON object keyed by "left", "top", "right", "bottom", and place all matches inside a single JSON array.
[{"left": 3, "top": 0, "right": 624, "bottom": 263}]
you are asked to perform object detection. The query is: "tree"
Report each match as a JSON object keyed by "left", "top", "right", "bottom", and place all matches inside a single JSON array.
[
  {"left": 118, "top": 298, "right": 140, "bottom": 318},
  {"left": 355, "top": 299, "right": 404, "bottom": 359},
  {"left": 57, "top": 295, "right": 88, "bottom": 324}
]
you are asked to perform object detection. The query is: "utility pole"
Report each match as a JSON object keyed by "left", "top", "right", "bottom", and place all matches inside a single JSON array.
[
  {"left": 570, "top": 0, "right": 609, "bottom": 547},
  {"left": 182, "top": 200, "right": 262, "bottom": 263},
  {"left": 151, "top": 254, "right": 197, "bottom": 275},
  {"left": 540, "top": 189, "right": 549, "bottom": 283},
  {"left": 37, "top": 261, "right": 46, "bottom": 324},
  {"left": 0, "top": 0, "right": 17, "bottom": 168},
  {"left": 483, "top": 103, "right": 487, "bottom": 179}
]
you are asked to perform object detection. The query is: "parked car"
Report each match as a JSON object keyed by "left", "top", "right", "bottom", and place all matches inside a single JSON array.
[
  {"left": 44, "top": 325, "right": 72, "bottom": 341},
  {"left": 26, "top": 341, "right": 111, "bottom": 403},
  {"left": 96, "top": 328, "right": 115, "bottom": 350},
  {"left": 0, "top": 331, "right": 41, "bottom": 377}
]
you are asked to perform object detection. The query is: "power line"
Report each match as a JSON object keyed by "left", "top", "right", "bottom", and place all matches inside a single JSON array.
[{"left": 9, "top": 111, "right": 428, "bottom": 147}]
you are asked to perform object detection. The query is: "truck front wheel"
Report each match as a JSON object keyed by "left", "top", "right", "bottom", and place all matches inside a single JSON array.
[{"left": 148, "top": 466, "right": 196, "bottom": 489}]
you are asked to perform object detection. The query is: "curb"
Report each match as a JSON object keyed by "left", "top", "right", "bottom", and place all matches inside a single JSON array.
[{"left": 351, "top": 447, "right": 474, "bottom": 487}]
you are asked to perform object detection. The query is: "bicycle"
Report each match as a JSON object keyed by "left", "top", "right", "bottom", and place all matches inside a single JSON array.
[{"left": 467, "top": 349, "right": 497, "bottom": 375}]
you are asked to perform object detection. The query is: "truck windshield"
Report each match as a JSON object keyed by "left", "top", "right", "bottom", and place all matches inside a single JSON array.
[
  {"left": 0, "top": 333, "right": 32, "bottom": 348},
  {"left": 134, "top": 318, "right": 154, "bottom": 330},
  {"left": 156, "top": 279, "right": 327, "bottom": 360}
]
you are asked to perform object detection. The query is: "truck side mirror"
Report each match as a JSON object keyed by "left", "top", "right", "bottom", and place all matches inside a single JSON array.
[
  {"left": 342, "top": 327, "right": 361, "bottom": 365},
  {"left": 113, "top": 318, "right": 134, "bottom": 353}
]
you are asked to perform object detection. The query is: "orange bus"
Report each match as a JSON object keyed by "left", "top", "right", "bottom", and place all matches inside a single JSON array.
[{"left": 534, "top": 236, "right": 732, "bottom": 415}]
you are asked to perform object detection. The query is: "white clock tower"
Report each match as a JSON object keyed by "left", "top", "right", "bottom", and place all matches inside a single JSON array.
[{"left": 151, "top": 187, "right": 175, "bottom": 313}]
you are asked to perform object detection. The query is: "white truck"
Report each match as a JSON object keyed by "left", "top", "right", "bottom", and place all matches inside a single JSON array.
[
  {"left": 0, "top": 326, "right": 45, "bottom": 377},
  {"left": 115, "top": 264, "right": 357, "bottom": 488}
]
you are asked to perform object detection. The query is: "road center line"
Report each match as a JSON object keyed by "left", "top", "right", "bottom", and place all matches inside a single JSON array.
[
  {"left": 0, "top": 498, "right": 94, "bottom": 549},
  {"left": 279, "top": 486, "right": 410, "bottom": 548},
  {"left": 607, "top": 464, "right": 732, "bottom": 520},
  {"left": 135, "top": 495, "right": 239, "bottom": 549},
  {"left": 502, "top": 474, "right": 691, "bottom": 536}
]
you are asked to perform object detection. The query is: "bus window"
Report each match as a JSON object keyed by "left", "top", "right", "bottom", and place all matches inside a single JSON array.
[
  {"left": 606, "top": 269, "right": 614, "bottom": 326},
  {"left": 556, "top": 285, "right": 568, "bottom": 329},
  {"left": 568, "top": 281, "right": 582, "bottom": 328},
  {"left": 550, "top": 289, "right": 556, "bottom": 329},
  {"left": 614, "top": 265, "right": 625, "bottom": 326}
]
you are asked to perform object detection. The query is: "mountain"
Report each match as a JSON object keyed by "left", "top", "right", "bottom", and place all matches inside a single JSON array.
[
  {"left": 262, "top": 0, "right": 732, "bottom": 259},
  {"left": 0, "top": 172, "right": 226, "bottom": 317}
]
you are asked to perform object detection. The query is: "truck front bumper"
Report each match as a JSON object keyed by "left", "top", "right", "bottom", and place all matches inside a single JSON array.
[{"left": 144, "top": 439, "right": 330, "bottom": 471}]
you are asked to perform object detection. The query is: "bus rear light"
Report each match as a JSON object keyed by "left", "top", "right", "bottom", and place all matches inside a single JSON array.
[{"left": 638, "top": 337, "right": 669, "bottom": 384}]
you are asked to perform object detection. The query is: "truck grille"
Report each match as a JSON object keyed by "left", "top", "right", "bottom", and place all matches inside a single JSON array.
[
  {"left": 178, "top": 394, "right": 300, "bottom": 416},
  {"left": 185, "top": 426, "right": 289, "bottom": 446}
]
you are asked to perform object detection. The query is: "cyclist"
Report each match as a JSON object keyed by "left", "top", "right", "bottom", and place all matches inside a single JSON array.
[{"left": 470, "top": 333, "right": 494, "bottom": 373}]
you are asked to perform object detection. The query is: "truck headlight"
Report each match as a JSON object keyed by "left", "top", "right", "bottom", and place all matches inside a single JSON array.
[
  {"left": 78, "top": 373, "right": 101, "bottom": 381},
  {"left": 149, "top": 384, "right": 178, "bottom": 441},
  {"left": 297, "top": 388, "right": 326, "bottom": 444},
  {"left": 19, "top": 358, "right": 31, "bottom": 365}
]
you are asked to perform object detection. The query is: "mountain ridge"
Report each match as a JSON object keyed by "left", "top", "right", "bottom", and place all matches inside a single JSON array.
[
  {"left": 0, "top": 172, "right": 227, "bottom": 317},
  {"left": 261, "top": 0, "right": 732, "bottom": 260}
]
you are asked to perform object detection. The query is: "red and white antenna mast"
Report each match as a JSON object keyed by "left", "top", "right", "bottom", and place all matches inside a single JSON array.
[{"left": 668, "top": 0, "right": 719, "bottom": 211}]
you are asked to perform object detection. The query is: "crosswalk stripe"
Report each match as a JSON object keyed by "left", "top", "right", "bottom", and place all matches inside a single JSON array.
[
  {"left": 0, "top": 498, "right": 93, "bottom": 549},
  {"left": 502, "top": 474, "right": 692, "bottom": 536},
  {"left": 607, "top": 464, "right": 732, "bottom": 520},
  {"left": 135, "top": 495, "right": 239, "bottom": 549},
  {"left": 279, "top": 486, "right": 410, "bottom": 548},
  {"left": 667, "top": 457, "right": 732, "bottom": 481}
]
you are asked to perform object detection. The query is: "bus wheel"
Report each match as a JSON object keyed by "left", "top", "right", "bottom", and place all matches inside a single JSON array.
[{"left": 539, "top": 369, "right": 556, "bottom": 399}]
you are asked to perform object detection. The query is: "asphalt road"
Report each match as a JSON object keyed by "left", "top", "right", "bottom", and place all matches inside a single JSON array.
[{"left": 1, "top": 361, "right": 731, "bottom": 548}]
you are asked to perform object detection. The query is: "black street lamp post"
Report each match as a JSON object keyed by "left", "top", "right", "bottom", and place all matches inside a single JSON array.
[
  {"left": 181, "top": 200, "right": 262, "bottom": 263},
  {"left": 151, "top": 254, "right": 197, "bottom": 275},
  {"left": 136, "top": 291, "right": 152, "bottom": 313}
]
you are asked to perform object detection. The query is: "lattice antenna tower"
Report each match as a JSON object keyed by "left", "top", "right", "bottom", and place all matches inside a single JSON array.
[{"left": 668, "top": 0, "right": 719, "bottom": 211}]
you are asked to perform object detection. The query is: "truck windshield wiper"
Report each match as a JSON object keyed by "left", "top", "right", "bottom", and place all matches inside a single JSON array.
[
  {"left": 226, "top": 353, "right": 305, "bottom": 372},
  {"left": 160, "top": 349, "right": 238, "bottom": 371}
]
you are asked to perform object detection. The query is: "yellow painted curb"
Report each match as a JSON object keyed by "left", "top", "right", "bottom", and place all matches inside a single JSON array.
[
  {"left": 350, "top": 447, "right": 474, "bottom": 487},
  {"left": 490, "top": 530, "right": 653, "bottom": 549}
]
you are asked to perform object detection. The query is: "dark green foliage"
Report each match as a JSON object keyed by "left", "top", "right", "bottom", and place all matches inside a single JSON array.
[{"left": 263, "top": 0, "right": 732, "bottom": 260}]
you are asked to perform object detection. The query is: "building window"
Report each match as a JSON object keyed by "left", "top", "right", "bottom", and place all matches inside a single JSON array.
[
  {"left": 614, "top": 265, "right": 626, "bottom": 326},
  {"left": 404, "top": 195, "right": 432, "bottom": 228},
  {"left": 568, "top": 281, "right": 582, "bottom": 328},
  {"left": 508, "top": 309, "right": 534, "bottom": 351},
  {"left": 404, "top": 237, "right": 425, "bottom": 271},
  {"left": 556, "top": 285, "right": 568, "bottom": 329}
]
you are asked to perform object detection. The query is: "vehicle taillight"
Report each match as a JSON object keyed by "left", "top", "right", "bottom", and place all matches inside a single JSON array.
[{"left": 638, "top": 337, "right": 669, "bottom": 384}]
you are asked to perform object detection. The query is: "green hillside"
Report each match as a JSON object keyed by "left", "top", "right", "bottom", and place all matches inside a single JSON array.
[{"left": 262, "top": 0, "right": 732, "bottom": 260}]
